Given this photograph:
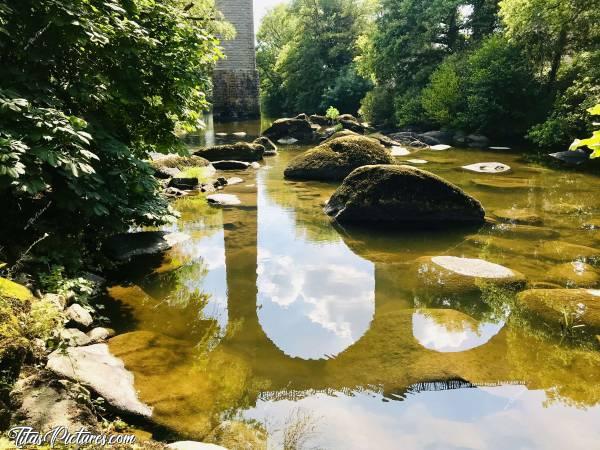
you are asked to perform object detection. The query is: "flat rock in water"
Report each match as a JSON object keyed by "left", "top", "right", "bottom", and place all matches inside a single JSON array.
[
  {"left": 472, "top": 178, "right": 536, "bottom": 190},
  {"left": 325, "top": 165, "right": 485, "bottom": 226},
  {"left": 226, "top": 177, "right": 244, "bottom": 186},
  {"left": 168, "top": 443, "right": 227, "bottom": 450},
  {"left": 412, "top": 256, "right": 525, "bottom": 294},
  {"left": 429, "top": 144, "right": 452, "bottom": 151},
  {"left": 546, "top": 262, "right": 600, "bottom": 288},
  {"left": 207, "top": 194, "right": 242, "bottom": 206},
  {"left": 406, "top": 159, "right": 428, "bottom": 164},
  {"left": 538, "top": 241, "right": 600, "bottom": 263},
  {"left": 493, "top": 208, "right": 543, "bottom": 226},
  {"left": 215, "top": 132, "right": 227, "bottom": 137},
  {"left": 390, "top": 146, "right": 411, "bottom": 156},
  {"left": 104, "top": 231, "right": 190, "bottom": 261},
  {"left": 232, "top": 132, "right": 247, "bottom": 137},
  {"left": 263, "top": 117, "right": 315, "bottom": 142},
  {"left": 46, "top": 344, "right": 153, "bottom": 418},
  {"left": 278, "top": 137, "right": 299, "bottom": 145},
  {"left": 518, "top": 289, "right": 600, "bottom": 331},
  {"left": 462, "top": 162, "right": 511, "bottom": 174},
  {"left": 284, "top": 136, "right": 394, "bottom": 181},
  {"left": 431, "top": 256, "right": 516, "bottom": 278},
  {"left": 211, "top": 160, "right": 250, "bottom": 171},
  {"left": 489, "top": 146, "right": 512, "bottom": 151},
  {"left": 493, "top": 223, "right": 560, "bottom": 240}
]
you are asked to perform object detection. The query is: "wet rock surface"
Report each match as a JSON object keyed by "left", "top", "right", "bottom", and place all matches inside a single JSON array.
[
  {"left": 104, "top": 231, "right": 190, "bottom": 261},
  {"left": 325, "top": 165, "right": 486, "bottom": 226}
]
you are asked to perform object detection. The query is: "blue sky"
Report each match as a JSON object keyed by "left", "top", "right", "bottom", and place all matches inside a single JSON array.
[{"left": 254, "top": 0, "right": 289, "bottom": 33}]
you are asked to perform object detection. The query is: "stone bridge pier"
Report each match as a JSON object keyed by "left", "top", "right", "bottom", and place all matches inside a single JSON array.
[{"left": 213, "top": 0, "right": 261, "bottom": 120}]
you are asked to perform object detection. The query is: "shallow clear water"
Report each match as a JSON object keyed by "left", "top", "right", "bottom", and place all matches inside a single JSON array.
[{"left": 106, "top": 118, "right": 600, "bottom": 449}]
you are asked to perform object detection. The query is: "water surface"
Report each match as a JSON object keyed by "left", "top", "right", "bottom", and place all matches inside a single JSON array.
[{"left": 106, "top": 118, "right": 600, "bottom": 449}]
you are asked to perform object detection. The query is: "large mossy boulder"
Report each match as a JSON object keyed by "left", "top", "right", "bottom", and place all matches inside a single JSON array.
[
  {"left": 412, "top": 256, "right": 526, "bottom": 295},
  {"left": 262, "top": 116, "right": 316, "bottom": 143},
  {"left": 518, "top": 289, "right": 600, "bottom": 332},
  {"left": 284, "top": 136, "right": 394, "bottom": 182},
  {"left": 324, "top": 165, "right": 486, "bottom": 226},
  {"left": 194, "top": 142, "right": 264, "bottom": 162}
]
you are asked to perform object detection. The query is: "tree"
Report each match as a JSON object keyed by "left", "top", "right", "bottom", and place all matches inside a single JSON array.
[
  {"left": 257, "top": 0, "right": 374, "bottom": 116},
  {"left": 0, "top": 0, "right": 222, "bottom": 267},
  {"left": 500, "top": 0, "right": 600, "bottom": 88}
]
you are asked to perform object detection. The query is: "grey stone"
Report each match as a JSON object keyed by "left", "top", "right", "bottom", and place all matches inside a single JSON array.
[
  {"left": 87, "top": 327, "right": 116, "bottom": 344},
  {"left": 60, "top": 328, "right": 92, "bottom": 347},
  {"left": 65, "top": 304, "right": 93, "bottom": 329},
  {"left": 47, "top": 344, "right": 153, "bottom": 418},
  {"left": 10, "top": 373, "right": 99, "bottom": 433},
  {"left": 253, "top": 136, "right": 278, "bottom": 152},
  {"left": 207, "top": 194, "right": 242, "bottom": 206}
]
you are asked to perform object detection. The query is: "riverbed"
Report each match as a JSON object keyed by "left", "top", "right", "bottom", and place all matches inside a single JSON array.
[{"left": 104, "top": 118, "right": 600, "bottom": 449}]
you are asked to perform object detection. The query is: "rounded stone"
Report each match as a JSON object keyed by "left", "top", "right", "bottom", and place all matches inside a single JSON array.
[
  {"left": 324, "top": 165, "right": 485, "bottom": 227},
  {"left": 284, "top": 135, "right": 394, "bottom": 182},
  {"left": 195, "top": 143, "right": 264, "bottom": 162},
  {"left": 207, "top": 194, "right": 242, "bottom": 206}
]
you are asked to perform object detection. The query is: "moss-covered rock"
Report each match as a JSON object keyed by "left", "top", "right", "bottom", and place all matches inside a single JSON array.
[
  {"left": 284, "top": 136, "right": 394, "bottom": 182},
  {"left": 195, "top": 142, "right": 265, "bottom": 162},
  {"left": 322, "top": 129, "right": 359, "bottom": 144},
  {"left": 412, "top": 256, "right": 526, "bottom": 295},
  {"left": 518, "top": 289, "right": 600, "bottom": 332},
  {"left": 151, "top": 155, "right": 211, "bottom": 171},
  {"left": 546, "top": 262, "right": 600, "bottom": 288},
  {"left": 253, "top": 136, "right": 278, "bottom": 155},
  {"left": 0, "top": 277, "right": 32, "bottom": 301},
  {"left": 325, "top": 165, "right": 486, "bottom": 226}
]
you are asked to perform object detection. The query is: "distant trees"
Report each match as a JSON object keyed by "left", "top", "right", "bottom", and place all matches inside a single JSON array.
[
  {"left": 258, "top": 0, "right": 600, "bottom": 147},
  {"left": 257, "top": 0, "right": 375, "bottom": 116}
]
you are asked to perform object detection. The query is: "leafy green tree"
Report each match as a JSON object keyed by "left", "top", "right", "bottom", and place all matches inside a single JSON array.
[
  {"left": 570, "top": 104, "right": 600, "bottom": 159},
  {"left": 528, "top": 52, "right": 600, "bottom": 148},
  {"left": 500, "top": 0, "right": 600, "bottom": 88},
  {"left": 0, "top": 0, "right": 221, "bottom": 267},
  {"left": 257, "top": 0, "right": 373, "bottom": 116}
]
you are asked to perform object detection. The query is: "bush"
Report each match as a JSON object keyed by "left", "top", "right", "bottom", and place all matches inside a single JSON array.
[
  {"left": 528, "top": 52, "right": 600, "bottom": 148},
  {"left": 421, "top": 57, "right": 464, "bottom": 129},
  {"left": 360, "top": 86, "right": 396, "bottom": 126},
  {"left": 320, "top": 66, "right": 373, "bottom": 115},
  {"left": 0, "top": 0, "right": 221, "bottom": 269},
  {"left": 418, "top": 36, "right": 540, "bottom": 138},
  {"left": 326, "top": 107, "right": 341, "bottom": 122}
]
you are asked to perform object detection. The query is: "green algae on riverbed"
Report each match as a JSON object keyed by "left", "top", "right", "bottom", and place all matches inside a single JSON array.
[{"left": 105, "top": 126, "right": 600, "bottom": 448}]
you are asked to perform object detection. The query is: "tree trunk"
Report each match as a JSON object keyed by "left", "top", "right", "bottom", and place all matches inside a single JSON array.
[{"left": 548, "top": 28, "right": 568, "bottom": 91}]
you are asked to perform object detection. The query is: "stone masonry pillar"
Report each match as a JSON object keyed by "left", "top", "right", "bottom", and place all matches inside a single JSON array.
[{"left": 213, "top": 0, "right": 261, "bottom": 120}]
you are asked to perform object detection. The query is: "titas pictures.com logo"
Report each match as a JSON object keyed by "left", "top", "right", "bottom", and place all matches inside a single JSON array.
[{"left": 5, "top": 426, "right": 136, "bottom": 448}]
